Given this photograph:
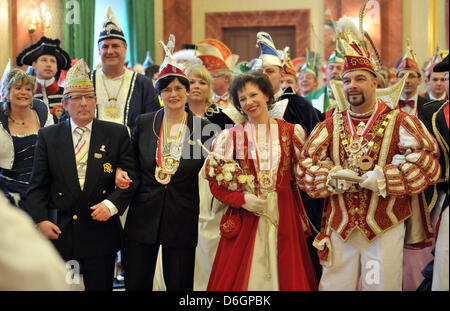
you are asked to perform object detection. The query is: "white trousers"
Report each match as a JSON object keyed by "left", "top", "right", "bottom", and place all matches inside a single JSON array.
[
  {"left": 319, "top": 223, "right": 405, "bottom": 291},
  {"left": 432, "top": 206, "right": 449, "bottom": 291}
]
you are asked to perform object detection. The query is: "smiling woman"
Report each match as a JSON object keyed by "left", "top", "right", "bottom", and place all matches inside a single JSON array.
[
  {"left": 0, "top": 68, "right": 53, "bottom": 211},
  {"left": 119, "top": 36, "right": 216, "bottom": 291},
  {"left": 204, "top": 71, "right": 317, "bottom": 290}
]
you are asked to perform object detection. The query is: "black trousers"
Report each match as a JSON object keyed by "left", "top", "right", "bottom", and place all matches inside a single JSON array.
[
  {"left": 70, "top": 254, "right": 116, "bottom": 291},
  {"left": 124, "top": 239, "right": 195, "bottom": 291}
]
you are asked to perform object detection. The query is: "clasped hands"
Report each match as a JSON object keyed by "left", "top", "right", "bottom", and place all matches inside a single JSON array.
[{"left": 327, "top": 166, "right": 385, "bottom": 194}]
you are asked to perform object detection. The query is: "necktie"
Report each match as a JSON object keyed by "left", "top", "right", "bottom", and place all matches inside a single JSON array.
[
  {"left": 74, "top": 126, "right": 88, "bottom": 190},
  {"left": 398, "top": 100, "right": 415, "bottom": 109}
]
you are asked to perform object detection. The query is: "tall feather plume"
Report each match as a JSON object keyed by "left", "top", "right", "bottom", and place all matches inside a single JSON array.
[
  {"left": 159, "top": 34, "right": 176, "bottom": 68},
  {"left": 167, "top": 34, "right": 175, "bottom": 54},
  {"left": 336, "top": 17, "right": 361, "bottom": 43},
  {"left": 359, "top": 0, "right": 369, "bottom": 40},
  {"left": 364, "top": 31, "right": 382, "bottom": 67}
]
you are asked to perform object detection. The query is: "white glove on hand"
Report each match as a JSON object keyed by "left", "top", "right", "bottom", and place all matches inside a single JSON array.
[
  {"left": 391, "top": 154, "right": 406, "bottom": 165},
  {"left": 359, "top": 166, "right": 385, "bottom": 196},
  {"left": 242, "top": 193, "right": 267, "bottom": 214},
  {"left": 327, "top": 168, "right": 359, "bottom": 193}
]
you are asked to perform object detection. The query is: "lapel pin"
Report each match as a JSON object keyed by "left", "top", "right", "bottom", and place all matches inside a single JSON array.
[
  {"left": 94, "top": 153, "right": 103, "bottom": 159},
  {"left": 100, "top": 145, "right": 106, "bottom": 152}
]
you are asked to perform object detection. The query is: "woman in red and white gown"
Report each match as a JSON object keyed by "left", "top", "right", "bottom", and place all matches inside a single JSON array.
[{"left": 204, "top": 72, "right": 317, "bottom": 291}]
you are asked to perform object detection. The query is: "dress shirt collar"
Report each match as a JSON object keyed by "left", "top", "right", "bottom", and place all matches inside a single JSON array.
[
  {"left": 70, "top": 118, "right": 93, "bottom": 133},
  {"left": 36, "top": 77, "right": 55, "bottom": 88}
]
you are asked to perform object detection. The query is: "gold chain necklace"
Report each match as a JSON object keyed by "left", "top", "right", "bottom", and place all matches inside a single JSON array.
[{"left": 101, "top": 71, "right": 126, "bottom": 119}]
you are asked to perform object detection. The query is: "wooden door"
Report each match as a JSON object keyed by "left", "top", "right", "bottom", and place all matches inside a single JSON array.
[{"left": 223, "top": 26, "right": 296, "bottom": 62}]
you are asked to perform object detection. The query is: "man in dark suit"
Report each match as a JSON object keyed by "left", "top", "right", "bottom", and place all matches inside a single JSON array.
[{"left": 26, "top": 59, "right": 138, "bottom": 291}]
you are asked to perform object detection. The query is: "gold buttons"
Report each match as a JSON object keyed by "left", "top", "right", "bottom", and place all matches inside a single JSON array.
[
  {"left": 58, "top": 192, "right": 63, "bottom": 196},
  {"left": 102, "top": 190, "right": 106, "bottom": 195},
  {"left": 73, "top": 215, "right": 78, "bottom": 220}
]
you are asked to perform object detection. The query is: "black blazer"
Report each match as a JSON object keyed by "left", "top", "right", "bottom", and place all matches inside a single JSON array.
[
  {"left": 26, "top": 119, "right": 139, "bottom": 260},
  {"left": 416, "top": 95, "right": 432, "bottom": 120},
  {"left": 124, "top": 108, "right": 216, "bottom": 249}
]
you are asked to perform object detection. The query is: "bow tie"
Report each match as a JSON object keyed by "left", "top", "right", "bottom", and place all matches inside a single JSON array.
[
  {"left": 214, "top": 96, "right": 228, "bottom": 105},
  {"left": 399, "top": 100, "right": 415, "bottom": 109}
]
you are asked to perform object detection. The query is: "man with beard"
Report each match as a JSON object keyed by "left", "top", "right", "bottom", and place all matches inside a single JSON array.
[{"left": 298, "top": 18, "right": 440, "bottom": 290}]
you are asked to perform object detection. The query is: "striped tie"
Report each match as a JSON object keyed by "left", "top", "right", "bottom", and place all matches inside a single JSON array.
[{"left": 74, "top": 126, "right": 88, "bottom": 190}]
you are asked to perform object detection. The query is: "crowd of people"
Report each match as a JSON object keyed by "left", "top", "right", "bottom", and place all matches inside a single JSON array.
[{"left": 0, "top": 5, "right": 448, "bottom": 291}]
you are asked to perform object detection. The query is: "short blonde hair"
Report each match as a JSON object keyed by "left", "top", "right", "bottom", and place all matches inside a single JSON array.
[
  {"left": 1, "top": 68, "right": 36, "bottom": 116},
  {"left": 185, "top": 63, "right": 214, "bottom": 108}
]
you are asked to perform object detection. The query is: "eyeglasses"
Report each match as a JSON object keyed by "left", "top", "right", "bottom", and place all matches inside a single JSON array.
[
  {"left": 161, "top": 86, "right": 186, "bottom": 94},
  {"left": 68, "top": 95, "right": 96, "bottom": 103},
  {"left": 211, "top": 74, "right": 226, "bottom": 79}
]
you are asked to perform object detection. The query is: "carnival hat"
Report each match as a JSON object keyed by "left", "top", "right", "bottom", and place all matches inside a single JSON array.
[
  {"left": 173, "top": 47, "right": 202, "bottom": 71},
  {"left": 336, "top": 17, "right": 376, "bottom": 76},
  {"left": 196, "top": 39, "right": 239, "bottom": 73},
  {"left": 424, "top": 47, "right": 449, "bottom": 77},
  {"left": 280, "top": 47, "right": 297, "bottom": 77},
  {"left": 433, "top": 54, "right": 449, "bottom": 72},
  {"left": 16, "top": 36, "right": 71, "bottom": 71},
  {"left": 328, "top": 49, "right": 345, "bottom": 64},
  {"left": 397, "top": 39, "right": 420, "bottom": 75},
  {"left": 155, "top": 34, "right": 189, "bottom": 89},
  {"left": 98, "top": 5, "right": 126, "bottom": 44},
  {"left": 255, "top": 32, "right": 283, "bottom": 69},
  {"left": 63, "top": 58, "right": 94, "bottom": 96},
  {"left": 300, "top": 49, "right": 320, "bottom": 77},
  {"left": 142, "top": 51, "right": 153, "bottom": 68}
]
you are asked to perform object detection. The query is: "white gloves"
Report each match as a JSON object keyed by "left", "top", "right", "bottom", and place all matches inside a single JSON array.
[
  {"left": 327, "top": 168, "right": 359, "bottom": 193},
  {"left": 358, "top": 165, "right": 387, "bottom": 197},
  {"left": 242, "top": 193, "right": 267, "bottom": 214}
]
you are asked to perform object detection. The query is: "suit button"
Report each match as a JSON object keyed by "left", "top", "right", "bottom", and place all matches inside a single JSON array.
[
  {"left": 102, "top": 190, "right": 106, "bottom": 195},
  {"left": 58, "top": 192, "right": 63, "bottom": 196},
  {"left": 73, "top": 215, "right": 78, "bottom": 220}
]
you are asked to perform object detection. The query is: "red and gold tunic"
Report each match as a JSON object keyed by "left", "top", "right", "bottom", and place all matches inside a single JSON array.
[
  {"left": 297, "top": 101, "right": 441, "bottom": 263},
  {"left": 205, "top": 119, "right": 317, "bottom": 290}
]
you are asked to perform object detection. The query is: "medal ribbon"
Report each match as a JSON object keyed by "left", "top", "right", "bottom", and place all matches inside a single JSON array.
[
  {"left": 345, "top": 101, "right": 384, "bottom": 140},
  {"left": 157, "top": 112, "right": 187, "bottom": 167}
]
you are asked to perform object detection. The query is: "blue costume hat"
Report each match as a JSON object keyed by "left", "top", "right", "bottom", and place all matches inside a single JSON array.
[
  {"left": 98, "top": 5, "right": 126, "bottom": 44},
  {"left": 142, "top": 51, "right": 153, "bottom": 68},
  {"left": 255, "top": 32, "right": 282, "bottom": 69}
]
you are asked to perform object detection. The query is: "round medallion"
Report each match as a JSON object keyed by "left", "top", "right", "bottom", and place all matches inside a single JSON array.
[
  {"left": 259, "top": 170, "right": 274, "bottom": 190},
  {"left": 348, "top": 140, "right": 362, "bottom": 154},
  {"left": 155, "top": 166, "right": 171, "bottom": 184},
  {"left": 106, "top": 106, "right": 119, "bottom": 118},
  {"left": 162, "top": 155, "right": 179, "bottom": 175},
  {"left": 358, "top": 155, "right": 374, "bottom": 171}
]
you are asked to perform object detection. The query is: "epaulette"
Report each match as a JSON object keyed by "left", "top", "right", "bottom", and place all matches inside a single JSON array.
[{"left": 423, "top": 99, "right": 442, "bottom": 107}]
